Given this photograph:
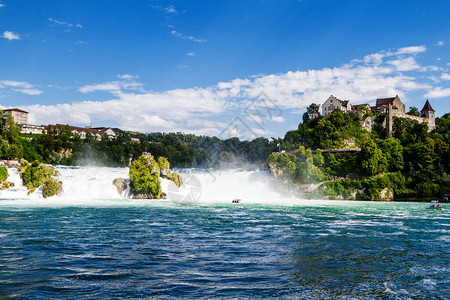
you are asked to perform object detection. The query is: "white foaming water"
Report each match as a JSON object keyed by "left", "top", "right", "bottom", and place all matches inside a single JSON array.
[
  {"left": 0, "top": 166, "right": 129, "bottom": 207},
  {"left": 56, "top": 166, "right": 129, "bottom": 199},
  {"left": 171, "top": 169, "right": 297, "bottom": 205},
  {"left": 1, "top": 167, "right": 38, "bottom": 199},
  {"left": 0, "top": 166, "right": 313, "bottom": 207}
]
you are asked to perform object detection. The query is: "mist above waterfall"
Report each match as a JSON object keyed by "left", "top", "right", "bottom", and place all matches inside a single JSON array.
[
  {"left": 172, "top": 169, "right": 288, "bottom": 204},
  {"left": 0, "top": 166, "right": 298, "bottom": 206}
]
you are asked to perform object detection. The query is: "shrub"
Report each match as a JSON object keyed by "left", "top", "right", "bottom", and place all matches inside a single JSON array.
[
  {"left": 0, "top": 167, "right": 8, "bottom": 182},
  {"left": 42, "top": 178, "right": 61, "bottom": 198},
  {"left": 18, "top": 159, "right": 60, "bottom": 197},
  {"left": 129, "top": 155, "right": 162, "bottom": 197}
]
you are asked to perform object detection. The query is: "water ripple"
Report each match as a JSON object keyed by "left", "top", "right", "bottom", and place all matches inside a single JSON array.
[{"left": 0, "top": 201, "right": 449, "bottom": 299}]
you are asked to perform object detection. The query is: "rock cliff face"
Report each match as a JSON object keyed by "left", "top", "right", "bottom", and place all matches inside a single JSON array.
[
  {"left": 113, "top": 178, "right": 128, "bottom": 195},
  {"left": 379, "top": 188, "right": 394, "bottom": 201},
  {"left": 1, "top": 182, "right": 14, "bottom": 189},
  {"left": 268, "top": 162, "right": 285, "bottom": 177},
  {"left": 163, "top": 172, "right": 181, "bottom": 188}
]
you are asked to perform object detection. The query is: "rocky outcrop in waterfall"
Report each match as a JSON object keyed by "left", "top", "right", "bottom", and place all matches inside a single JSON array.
[
  {"left": 113, "top": 178, "right": 128, "bottom": 195},
  {"left": 124, "top": 153, "right": 181, "bottom": 199},
  {"left": 18, "top": 159, "right": 62, "bottom": 198}
]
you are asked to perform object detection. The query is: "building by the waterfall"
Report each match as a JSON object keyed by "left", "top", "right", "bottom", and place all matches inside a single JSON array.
[{"left": 320, "top": 95, "right": 436, "bottom": 134}]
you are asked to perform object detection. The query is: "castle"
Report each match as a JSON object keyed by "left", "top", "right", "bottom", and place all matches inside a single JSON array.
[{"left": 320, "top": 95, "right": 435, "bottom": 135}]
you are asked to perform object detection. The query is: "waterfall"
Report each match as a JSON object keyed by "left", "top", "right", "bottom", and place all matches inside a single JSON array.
[
  {"left": 168, "top": 169, "right": 292, "bottom": 205},
  {"left": 56, "top": 166, "right": 129, "bottom": 199},
  {"left": 1, "top": 166, "right": 296, "bottom": 205},
  {"left": 1, "top": 166, "right": 128, "bottom": 200}
]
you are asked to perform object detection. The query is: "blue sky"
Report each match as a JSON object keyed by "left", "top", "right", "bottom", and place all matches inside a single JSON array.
[{"left": 1, "top": 0, "right": 449, "bottom": 138}]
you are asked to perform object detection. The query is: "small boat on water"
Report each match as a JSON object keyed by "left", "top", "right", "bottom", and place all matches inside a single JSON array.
[
  {"left": 429, "top": 200, "right": 443, "bottom": 209},
  {"left": 232, "top": 198, "right": 241, "bottom": 203}
]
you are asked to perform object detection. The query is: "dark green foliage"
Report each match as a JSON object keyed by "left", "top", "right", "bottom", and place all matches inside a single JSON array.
[
  {"left": 19, "top": 159, "right": 61, "bottom": 197},
  {"left": 377, "top": 138, "right": 404, "bottom": 171},
  {"left": 358, "top": 140, "right": 386, "bottom": 176},
  {"left": 267, "top": 147, "right": 327, "bottom": 184},
  {"left": 20, "top": 160, "right": 57, "bottom": 189},
  {"left": 0, "top": 113, "right": 23, "bottom": 159},
  {"left": 129, "top": 155, "right": 162, "bottom": 197},
  {"left": 406, "top": 106, "right": 420, "bottom": 116},
  {"left": 42, "top": 178, "right": 61, "bottom": 198},
  {"left": 283, "top": 109, "right": 371, "bottom": 151},
  {"left": 273, "top": 110, "right": 449, "bottom": 200},
  {"left": 317, "top": 174, "right": 398, "bottom": 201},
  {"left": 0, "top": 166, "right": 8, "bottom": 181}
]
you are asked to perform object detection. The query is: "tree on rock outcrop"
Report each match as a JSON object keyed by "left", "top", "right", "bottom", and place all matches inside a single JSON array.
[
  {"left": 19, "top": 159, "right": 62, "bottom": 198},
  {"left": 129, "top": 155, "right": 162, "bottom": 198}
]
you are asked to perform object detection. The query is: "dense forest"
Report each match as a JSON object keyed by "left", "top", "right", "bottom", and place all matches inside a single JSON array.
[
  {"left": 0, "top": 114, "right": 277, "bottom": 168},
  {"left": 268, "top": 104, "right": 450, "bottom": 200}
]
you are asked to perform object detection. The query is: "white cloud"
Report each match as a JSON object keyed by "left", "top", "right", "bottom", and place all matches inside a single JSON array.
[
  {"left": 0, "top": 3, "right": 5, "bottom": 8},
  {"left": 425, "top": 87, "right": 450, "bottom": 99},
  {"left": 26, "top": 86, "right": 228, "bottom": 132},
  {"left": 117, "top": 74, "right": 139, "bottom": 80},
  {"left": 2, "top": 31, "right": 20, "bottom": 40},
  {"left": 441, "top": 73, "right": 450, "bottom": 80},
  {"left": 386, "top": 57, "right": 420, "bottom": 71},
  {"left": 79, "top": 80, "right": 143, "bottom": 93},
  {"left": 22, "top": 45, "right": 438, "bottom": 136},
  {"left": 48, "top": 18, "right": 82, "bottom": 29},
  {"left": 363, "top": 52, "right": 388, "bottom": 64},
  {"left": 428, "top": 76, "right": 440, "bottom": 83},
  {"left": 13, "top": 88, "right": 43, "bottom": 95},
  {"left": 422, "top": 65, "right": 440, "bottom": 72},
  {"left": 187, "top": 52, "right": 196, "bottom": 56},
  {"left": 396, "top": 45, "right": 426, "bottom": 55},
  {"left": 164, "top": 5, "right": 177, "bottom": 14},
  {"left": 150, "top": 4, "right": 178, "bottom": 14},
  {"left": 171, "top": 30, "right": 206, "bottom": 43},
  {"left": 437, "top": 41, "right": 445, "bottom": 46},
  {"left": 0, "top": 80, "right": 44, "bottom": 95},
  {"left": 79, "top": 82, "right": 121, "bottom": 93}
]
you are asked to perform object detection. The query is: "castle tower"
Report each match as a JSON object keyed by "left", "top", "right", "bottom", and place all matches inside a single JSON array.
[
  {"left": 421, "top": 99, "right": 436, "bottom": 131},
  {"left": 386, "top": 103, "right": 393, "bottom": 137}
]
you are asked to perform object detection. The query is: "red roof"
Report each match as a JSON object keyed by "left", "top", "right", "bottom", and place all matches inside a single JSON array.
[
  {"left": 352, "top": 104, "right": 370, "bottom": 109},
  {"left": 336, "top": 99, "right": 349, "bottom": 107},
  {"left": 376, "top": 97, "right": 396, "bottom": 106},
  {"left": 3, "top": 108, "right": 28, "bottom": 114},
  {"left": 421, "top": 100, "right": 435, "bottom": 112}
]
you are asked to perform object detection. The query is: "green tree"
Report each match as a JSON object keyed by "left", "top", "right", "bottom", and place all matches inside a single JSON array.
[
  {"left": 358, "top": 140, "right": 385, "bottom": 175},
  {"left": 306, "top": 103, "right": 320, "bottom": 116},
  {"left": 129, "top": 155, "right": 162, "bottom": 197},
  {"left": 406, "top": 106, "right": 420, "bottom": 116},
  {"left": 378, "top": 138, "right": 404, "bottom": 171}
]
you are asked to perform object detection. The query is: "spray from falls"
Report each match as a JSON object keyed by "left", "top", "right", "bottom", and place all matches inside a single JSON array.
[
  {"left": 1, "top": 166, "right": 298, "bottom": 205},
  {"left": 168, "top": 169, "right": 293, "bottom": 204}
]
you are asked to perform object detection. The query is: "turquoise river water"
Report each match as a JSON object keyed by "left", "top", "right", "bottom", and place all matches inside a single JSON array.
[{"left": 0, "top": 168, "right": 449, "bottom": 299}]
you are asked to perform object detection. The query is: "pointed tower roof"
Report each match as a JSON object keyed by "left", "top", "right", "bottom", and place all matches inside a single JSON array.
[{"left": 421, "top": 99, "right": 435, "bottom": 112}]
